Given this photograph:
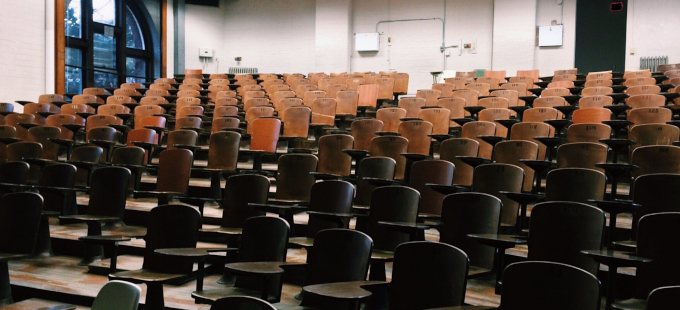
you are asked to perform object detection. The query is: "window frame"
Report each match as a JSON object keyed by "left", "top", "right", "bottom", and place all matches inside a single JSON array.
[{"left": 63, "top": 0, "right": 155, "bottom": 92}]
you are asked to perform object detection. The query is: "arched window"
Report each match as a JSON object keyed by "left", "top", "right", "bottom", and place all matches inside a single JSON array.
[{"left": 64, "top": 0, "right": 157, "bottom": 93}]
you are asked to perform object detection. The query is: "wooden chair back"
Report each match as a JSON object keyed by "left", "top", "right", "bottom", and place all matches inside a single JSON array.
[
  {"left": 398, "top": 97, "right": 426, "bottom": 118},
  {"left": 376, "top": 78, "right": 395, "bottom": 100},
  {"left": 376, "top": 107, "right": 407, "bottom": 132},
  {"left": 461, "top": 121, "right": 496, "bottom": 159},
  {"left": 335, "top": 90, "right": 358, "bottom": 116},
  {"left": 212, "top": 106, "right": 239, "bottom": 119},
  {"left": 87, "top": 167, "right": 131, "bottom": 220},
  {"left": 556, "top": 142, "right": 608, "bottom": 172},
  {"left": 398, "top": 120, "right": 433, "bottom": 155},
  {"left": 310, "top": 98, "right": 336, "bottom": 125},
  {"left": 466, "top": 83, "right": 491, "bottom": 96},
  {"left": 510, "top": 122, "right": 553, "bottom": 160},
  {"left": 629, "top": 124, "right": 679, "bottom": 155},
  {"left": 357, "top": 84, "right": 379, "bottom": 108},
  {"left": 629, "top": 107, "right": 672, "bottom": 126},
  {"left": 584, "top": 79, "right": 613, "bottom": 88},
  {"left": 626, "top": 85, "right": 661, "bottom": 95},
  {"left": 155, "top": 149, "right": 193, "bottom": 194},
  {"left": 566, "top": 123, "right": 611, "bottom": 144},
  {"left": 444, "top": 77, "right": 468, "bottom": 90},
  {"left": 572, "top": 108, "right": 612, "bottom": 124},
  {"left": 142, "top": 205, "right": 201, "bottom": 274},
  {"left": 277, "top": 98, "right": 303, "bottom": 120},
  {"left": 28, "top": 126, "right": 60, "bottom": 160},
  {"left": 631, "top": 145, "right": 680, "bottom": 177},
  {"left": 438, "top": 97, "right": 466, "bottom": 125},
  {"left": 317, "top": 134, "right": 354, "bottom": 176},
  {"left": 432, "top": 83, "right": 456, "bottom": 97},
  {"left": 545, "top": 168, "right": 606, "bottom": 203},
  {"left": 371, "top": 135, "right": 409, "bottom": 180},
  {"left": 38, "top": 163, "right": 77, "bottom": 214},
  {"left": 418, "top": 108, "right": 451, "bottom": 135},
  {"left": 440, "top": 192, "right": 501, "bottom": 271},
  {"left": 628, "top": 94, "right": 665, "bottom": 109},
  {"left": 410, "top": 160, "right": 454, "bottom": 216},
  {"left": 540, "top": 87, "right": 570, "bottom": 97},
  {"left": 275, "top": 154, "right": 317, "bottom": 202},
  {"left": 472, "top": 163, "right": 524, "bottom": 227},
  {"left": 478, "top": 108, "right": 512, "bottom": 137},
  {"left": 221, "top": 174, "right": 269, "bottom": 229},
  {"left": 280, "top": 106, "right": 310, "bottom": 138},
  {"left": 305, "top": 180, "right": 356, "bottom": 237},
  {"left": 548, "top": 80, "right": 575, "bottom": 88},
  {"left": 494, "top": 140, "right": 539, "bottom": 191},
  {"left": 491, "top": 90, "right": 520, "bottom": 106},
  {"left": 166, "top": 130, "right": 198, "bottom": 150},
  {"left": 477, "top": 76, "right": 500, "bottom": 89},
  {"left": 452, "top": 89, "right": 479, "bottom": 107},
  {"left": 367, "top": 186, "right": 420, "bottom": 251},
  {"left": 578, "top": 95, "right": 613, "bottom": 108},
  {"left": 388, "top": 242, "right": 470, "bottom": 309},
  {"left": 0, "top": 192, "right": 43, "bottom": 255},
  {"left": 351, "top": 119, "right": 383, "bottom": 151},
  {"left": 631, "top": 213, "right": 680, "bottom": 299},
  {"left": 416, "top": 89, "right": 442, "bottom": 106},
  {"left": 440, "top": 138, "right": 479, "bottom": 186},
  {"left": 354, "top": 157, "right": 396, "bottom": 206},
  {"left": 245, "top": 106, "right": 275, "bottom": 134},
  {"left": 6, "top": 113, "right": 35, "bottom": 140},
  {"left": 250, "top": 118, "right": 280, "bottom": 153}
]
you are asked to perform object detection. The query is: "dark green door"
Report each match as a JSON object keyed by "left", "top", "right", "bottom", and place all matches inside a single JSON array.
[{"left": 575, "top": 0, "right": 628, "bottom": 73}]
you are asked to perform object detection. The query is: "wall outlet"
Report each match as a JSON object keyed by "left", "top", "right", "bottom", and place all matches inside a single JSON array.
[
  {"left": 630, "top": 47, "right": 636, "bottom": 55},
  {"left": 199, "top": 47, "right": 214, "bottom": 58}
]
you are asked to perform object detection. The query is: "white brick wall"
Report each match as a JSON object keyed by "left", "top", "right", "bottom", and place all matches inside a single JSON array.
[
  {"left": 185, "top": 0, "right": 317, "bottom": 75},
  {"left": 315, "top": 0, "right": 352, "bottom": 73},
  {"left": 0, "top": 0, "right": 46, "bottom": 109},
  {"left": 492, "top": 0, "right": 537, "bottom": 76},
  {"left": 625, "top": 0, "right": 680, "bottom": 70}
]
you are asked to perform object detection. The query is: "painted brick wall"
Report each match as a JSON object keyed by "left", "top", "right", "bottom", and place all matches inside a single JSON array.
[
  {"left": 0, "top": 0, "right": 46, "bottom": 109},
  {"left": 492, "top": 0, "right": 537, "bottom": 76},
  {"left": 625, "top": 0, "right": 680, "bottom": 70}
]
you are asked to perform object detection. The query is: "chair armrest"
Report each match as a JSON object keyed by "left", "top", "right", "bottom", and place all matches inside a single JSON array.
[
  {"left": 78, "top": 235, "right": 132, "bottom": 245},
  {"left": 302, "top": 281, "right": 388, "bottom": 302},
  {"left": 154, "top": 247, "right": 237, "bottom": 261},
  {"left": 587, "top": 200, "right": 641, "bottom": 215},
  {"left": 426, "top": 183, "right": 470, "bottom": 195},
  {"left": 467, "top": 234, "right": 527, "bottom": 249},
  {"left": 265, "top": 199, "right": 309, "bottom": 206},
  {"left": 400, "top": 153, "right": 432, "bottom": 161},
  {"left": 309, "top": 172, "right": 342, "bottom": 181},
  {"left": 363, "top": 177, "right": 401, "bottom": 187},
  {"left": 377, "top": 221, "right": 431, "bottom": 236},
  {"left": 580, "top": 249, "right": 651, "bottom": 267},
  {"left": 60, "top": 215, "right": 121, "bottom": 222},
  {"left": 500, "top": 191, "right": 546, "bottom": 205}
]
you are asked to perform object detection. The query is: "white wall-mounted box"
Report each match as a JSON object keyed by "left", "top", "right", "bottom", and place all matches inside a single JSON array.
[
  {"left": 199, "top": 47, "right": 214, "bottom": 58},
  {"left": 355, "top": 33, "right": 380, "bottom": 52},
  {"left": 538, "top": 25, "right": 563, "bottom": 47}
]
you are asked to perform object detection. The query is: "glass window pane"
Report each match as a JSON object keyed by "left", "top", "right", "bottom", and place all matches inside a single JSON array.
[
  {"left": 65, "top": 0, "right": 82, "bottom": 38},
  {"left": 65, "top": 47, "right": 82, "bottom": 67},
  {"left": 94, "top": 72, "right": 118, "bottom": 88},
  {"left": 66, "top": 67, "right": 83, "bottom": 94},
  {"left": 125, "top": 6, "right": 145, "bottom": 49},
  {"left": 93, "top": 33, "right": 116, "bottom": 69},
  {"left": 126, "top": 57, "right": 146, "bottom": 78},
  {"left": 92, "top": 0, "right": 116, "bottom": 25}
]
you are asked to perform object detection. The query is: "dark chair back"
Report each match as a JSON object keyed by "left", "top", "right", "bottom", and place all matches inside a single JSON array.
[
  {"left": 630, "top": 174, "right": 680, "bottom": 237},
  {"left": 389, "top": 241, "right": 469, "bottom": 309},
  {"left": 235, "top": 216, "right": 290, "bottom": 299},
  {"left": 72, "top": 146, "right": 104, "bottom": 163},
  {"left": 354, "top": 156, "right": 396, "bottom": 206},
  {"left": 317, "top": 134, "right": 354, "bottom": 176},
  {"left": 367, "top": 186, "right": 419, "bottom": 252},
  {"left": 210, "top": 296, "right": 276, "bottom": 310},
  {"left": 38, "top": 163, "right": 76, "bottom": 214},
  {"left": 156, "top": 149, "right": 193, "bottom": 193},
  {"left": 528, "top": 201, "right": 605, "bottom": 275},
  {"left": 647, "top": 286, "right": 680, "bottom": 310},
  {"left": 440, "top": 192, "right": 502, "bottom": 271},
  {"left": 142, "top": 204, "right": 201, "bottom": 274},
  {"left": 207, "top": 131, "right": 240, "bottom": 170},
  {"left": 500, "top": 261, "right": 601, "bottom": 310},
  {"left": 0, "top": 161, "right": 29, "bottom": 184},
  {"left": 306, "top": 180, "right": 355, "bottom": 237},
  {"left": 222, "top": 174, "right": 270, "bottom": 228},
  {"left": 275, "top": 153, "right": 317, "bottom": 202},
  {"left": 87, "top": 167, "right": 131, "bottom": 219},
  {"left": 0, "top": 192, "right": 43, "bottom": 255},
  {"left": 545, "top": 168, "right": 606, "bottom": 203},
  {"left": 472, "top": 163, "right": 524, "bottom": 227},
  {"left": 635, "top": 213, "right": 680, "bottom": 299},
  {"left": 409, "top": 160, "right": 454, "bottom": 216},
  {"left": 304, "top": 229, "right": 372, "bottom": 287}
]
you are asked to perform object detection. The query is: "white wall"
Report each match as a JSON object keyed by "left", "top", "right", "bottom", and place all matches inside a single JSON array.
[
  {"left": 534, "top": 0, "right": 576, "bottom": 76},
  {"left": 492, "top": 0, "right": 537, "bottom": 76},
  {"left": 185, "top": 0, "right": 317, "bottom": 75},
  {"left": 625, "top": 0, "right": 680, "bottom": 71},
  {"left": 315, "top": 0, "right": 353, "bottom": 73},
  {"left": 0, "top": 0, "right": 47, "bottom": 108}
]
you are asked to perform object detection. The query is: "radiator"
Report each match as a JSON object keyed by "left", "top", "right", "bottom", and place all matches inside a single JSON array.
[
  {"left": 228, "top": 67, "right": 258, "bottom": 74},
  {"left": 640, "top": 56, "right": 668, "bottom": 72}
]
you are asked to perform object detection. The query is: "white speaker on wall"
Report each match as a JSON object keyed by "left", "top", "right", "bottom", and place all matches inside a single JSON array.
[{"left": 355, "top": 33, "right": 380, "bottom": 52}]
